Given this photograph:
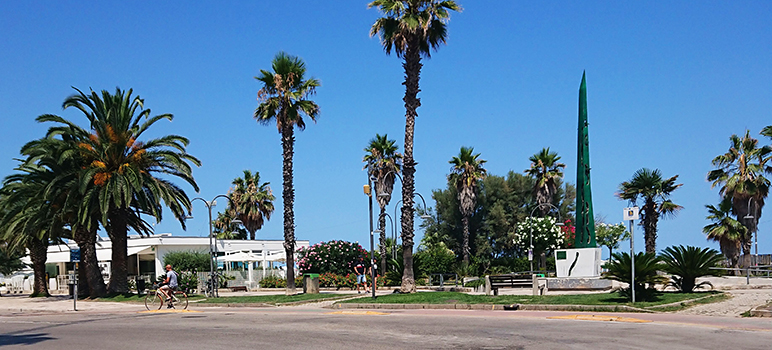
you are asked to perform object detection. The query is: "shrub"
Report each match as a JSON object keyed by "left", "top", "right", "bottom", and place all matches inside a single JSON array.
[
  {"left": 178, "top": 271, "right": 199, "bottom": 293},
  {"left": 162, "top": 251, "right": 210, "bottom": 272},
  {"left": 296, "top": 240, "right": 370, "bottom": 275},
  {"left": 415, "top": 243, "right": 456, "bottom": 276},
  {"left": 603, "top": 252, "right": 666, "bottom": 301},
  {"left": 258, "top": 275, "right": 304, "bottom": 288},
  {"left": 659, "top": 245, "right": 723, "bottom": 292}
]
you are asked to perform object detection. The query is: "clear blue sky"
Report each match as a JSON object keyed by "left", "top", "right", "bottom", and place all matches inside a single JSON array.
[{"left": 1, "top": 1, "right": 771, "bottom": 257}]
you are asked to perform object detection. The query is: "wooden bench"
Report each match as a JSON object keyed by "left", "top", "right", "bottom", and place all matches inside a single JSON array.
[
  {"left": 228, "top": 286, "right": 248, "bottom": 292},
  {"left": 486, "top": 274, "right": 533, "bottom": 295}
]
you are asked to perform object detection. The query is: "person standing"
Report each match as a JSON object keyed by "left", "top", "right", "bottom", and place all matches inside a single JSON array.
[{"left": 353, "top": 260, "right": 366, "bottom": 294}]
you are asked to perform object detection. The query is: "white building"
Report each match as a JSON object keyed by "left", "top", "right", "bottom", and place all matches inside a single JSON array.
[{"left": 16, "top": 234, "right": 309, "bottom": 292}]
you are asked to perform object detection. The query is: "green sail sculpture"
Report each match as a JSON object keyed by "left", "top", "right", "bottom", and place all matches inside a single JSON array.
[{"left": 575, "top": 72, "right": 597, "bottom": 248}]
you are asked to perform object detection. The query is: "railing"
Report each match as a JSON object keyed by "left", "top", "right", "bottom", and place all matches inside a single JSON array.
[
  {"left": 709, "top": 265, "right": 772, "bottom": 284},
  {"left": 428, "top": 273, "right": 458, "bottom": 288}
]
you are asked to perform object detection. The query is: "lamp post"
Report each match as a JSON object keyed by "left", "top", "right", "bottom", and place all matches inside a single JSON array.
[
  {"left": 188, "top": 195, "right": 242, "bottom": 298},
  {"left": 528, "top": 203, "right": 564, "bottom": 273},
  {"left": 377, "top": 212, "right": 394, "bottom": 271},
  {"left": 744, "top": 197, "right": 759, "bottom": 267}
]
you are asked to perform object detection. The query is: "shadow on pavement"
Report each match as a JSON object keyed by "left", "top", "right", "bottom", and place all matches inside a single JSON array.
[{"left": 0, "top": 333, "right": 55, "bottom": 346}]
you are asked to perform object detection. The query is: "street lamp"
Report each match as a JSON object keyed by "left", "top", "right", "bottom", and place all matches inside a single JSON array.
[
  {"left": 188, "top": 195, "right": 242, "bottom": 298},
  {"left": 377, "top": 212, "right": 395, "bottom": 270},
  {"left": 744, "top": 198, "right": 759, "bottom": 266},
  {"left": 528, "top": 203, "right": 564, "bottom": 273}
]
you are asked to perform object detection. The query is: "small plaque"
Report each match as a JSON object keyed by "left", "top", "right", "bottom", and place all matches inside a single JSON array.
[{"left": 556, "top": 251, "right": 567, "bottom": 260}]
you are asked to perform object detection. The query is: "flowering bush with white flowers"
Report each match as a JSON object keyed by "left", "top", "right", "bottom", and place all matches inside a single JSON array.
[
  {"left": 513, "top": 216, "right": 565, "bottom": 254},
  {"left": 296, "top": 240, "right": 370, "bottom": 275}
]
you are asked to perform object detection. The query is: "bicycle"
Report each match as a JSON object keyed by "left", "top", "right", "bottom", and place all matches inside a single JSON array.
[
  {"left": 144, "top": 284, "right": 188, "bottom": 310},
  {"left": 203, "top": 271, "right": 223, "bottom": 298}
]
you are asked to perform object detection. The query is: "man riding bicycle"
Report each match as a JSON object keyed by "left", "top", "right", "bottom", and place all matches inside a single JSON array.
[{"left": 159, "top": 264, "right": 178, "bottom": 302}]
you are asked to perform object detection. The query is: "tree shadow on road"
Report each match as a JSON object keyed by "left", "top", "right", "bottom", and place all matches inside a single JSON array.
[{"left": 0, "top": 333, "right": 55, "bottom": 346}]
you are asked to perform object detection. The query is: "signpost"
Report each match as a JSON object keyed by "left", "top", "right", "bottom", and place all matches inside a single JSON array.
[
  {"left": 70, "top": 249, "right": 80, "bottom": 311},
  {"left": 623, "top": 207, "right": 639, "bottom": 303}
]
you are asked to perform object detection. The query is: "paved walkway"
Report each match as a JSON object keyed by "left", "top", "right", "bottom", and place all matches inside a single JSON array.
[{"left": 676, "top": 289, "right": 772, "bottom": 317}]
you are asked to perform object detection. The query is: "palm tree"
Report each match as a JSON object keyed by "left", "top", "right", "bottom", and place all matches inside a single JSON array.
[
  {"left": 363, "top": 134, "right": 403, "bottom": 273},
  {"left": 659, "top": 245, "right": 724, "bottom": 293},
  {"left": 225, "top": 170, "right": 275, "bottom": 240},
  {"left": 37, "top": 87, "right": 200, "bottom": 294},
  {"left": 254, "top": 52, "right": 320, "bottom": 295},
  {"left": 708, "top": 130, "right": 771, "bottom": 268},
  {"left": 617, "top": 168, "right": 682, "bottom": 254},
  {"left": 369, "top": 0, "right": 461, "bottom": 293},
  {"left": 525, "top": 148, "right": 565, "bottom": 216},
  {"left": 703, "top": 199, "right": 745, "bottom": 269},
  {"left": 448, "top": 146, "right": 486, "bottom": 265},
  {"left": 213, "top": 212, "right": 248, "bottom": 240}
]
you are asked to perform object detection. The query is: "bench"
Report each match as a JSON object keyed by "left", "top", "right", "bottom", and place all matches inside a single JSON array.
[
  {"left": 485, "top": 274, "right": 533, "bottom": 295},
  {"left": 228, "top": 286, "right": 248, "bottom": 292}
]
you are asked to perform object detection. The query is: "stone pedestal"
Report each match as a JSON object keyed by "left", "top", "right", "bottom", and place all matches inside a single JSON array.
[
  {"left": 303, "top": 274, "right": 319, "bottom": 294},
  {"left": 554, "top": 247, "right": 602, "bottom": 278}
]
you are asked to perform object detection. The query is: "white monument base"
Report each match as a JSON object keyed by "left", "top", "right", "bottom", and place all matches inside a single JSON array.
[{"left": 554, "top": 247, "right": 602, "bottom": 278}]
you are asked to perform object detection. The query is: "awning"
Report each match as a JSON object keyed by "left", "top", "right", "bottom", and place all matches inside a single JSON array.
[{"left": 45, "top": 246, "right": 152, "bottom": 263}]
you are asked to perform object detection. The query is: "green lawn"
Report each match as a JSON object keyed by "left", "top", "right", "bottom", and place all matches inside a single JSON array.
[
  {"left": 339, "top": 291, "right": 725, "bottom": 308},
  {"left": 195, "top": 293, "right": 351, "bottom": 305}
]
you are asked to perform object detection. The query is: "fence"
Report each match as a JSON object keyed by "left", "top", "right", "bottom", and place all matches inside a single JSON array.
[
  {"left": 710, "top": 265, "right": 772, "bottom": 284},
  {"left": 195, "top": 269, "right": 284, "bottom": 291}
]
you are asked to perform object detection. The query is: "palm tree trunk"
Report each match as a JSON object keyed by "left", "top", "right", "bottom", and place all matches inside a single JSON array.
[
  {"left": 74, "top": 227, "right": 106, "bottom": 298},
  {"left": 462, "top": 214, "right": 470, "bottom": 265},
  {"left": 107, "top": 211, "right": 129, "bottom": 294},
  {"left": 28, "top": 238, "right": 49, "bottom": 297},
  {"left": 379, "top": 207, "right": 387, "bottom": 274},
  {"left": 399, "top": 35, "right": 422, "bottom": 294},
  {"left": 643, "top": 200, "right": 658, "bottom": 254},
  {"left": 281, "top": 124, "right": 297, "bottom": 295}
]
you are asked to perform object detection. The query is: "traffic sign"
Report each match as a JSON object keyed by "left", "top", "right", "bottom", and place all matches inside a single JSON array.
[
  {"left": 623, "top": 207, "right": 639, "bottom": 221},
  {"left": 70, "top": 249, "right": 81, "bottom": 263}
]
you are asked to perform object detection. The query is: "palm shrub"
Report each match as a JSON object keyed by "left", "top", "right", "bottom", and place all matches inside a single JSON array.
[
  {"left": 603, "top": 252, "right": 666, "bottom": 301},
  {"left": 659, "top": 245, "right": 724, "bottom": 292}
]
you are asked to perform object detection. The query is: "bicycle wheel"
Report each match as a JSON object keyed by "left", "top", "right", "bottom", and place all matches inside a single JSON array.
[
  {"left": 174, "top": 291, "right": 188, "bottom": 310},
  {"left": 144, "top": 292, "right": 163, "bottom": 310}
]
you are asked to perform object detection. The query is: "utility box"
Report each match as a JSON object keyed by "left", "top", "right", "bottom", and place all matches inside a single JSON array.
[{"left": 554, "top": 247, "right": 602, "bottom": 278}]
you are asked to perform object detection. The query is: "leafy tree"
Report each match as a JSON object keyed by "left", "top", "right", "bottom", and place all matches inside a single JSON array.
[
  {"left": 702, "top": 199, "right": 745, "bottom": 269},
  {"left": 163, "top": 251, "right": 211, "bottom": 272},
  {"left": 708, "top": 131, "right": 770, "bottom": 267},
  {"left": 369, "top": 0, "right": 461, "bottom": 293},
  {"left": 363, "top": 134, "right": 402, "bottom": 273},
  {"left": 0, "top": 244, "right": 25, "bottom": 279},
  {"left": 37, "top": 87, "right": 200, "bottom": 294},
  {"left": 595, "top": 222, "right": 630, "bottom": 257},
  {"left": 603, "top": 252, "right": 666, "bottom": 301},
  {"left": 448, "top": 146, "right": 487, "bottom": 265},
  {"left": 525, "top": 148, "right": 565, "bottom": 216},
  {"left": 617, "top": 168, "right": 682, "bottom": 254},
  {"left": 221, "top": 170, "right": 275, "bottom": 240},
  {"left": 659, "top": 245, "right": 723, "bottom": 293},
  {"left": 255, "top": 52, "right": 320, "bottom": 294},
  {"left": 414, "top": 241, "right": 455, "bottom": 276}
]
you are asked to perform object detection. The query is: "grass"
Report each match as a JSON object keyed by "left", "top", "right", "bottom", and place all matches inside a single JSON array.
[{"left": 339, "top": 291, "right": 724, "bottom": 308}]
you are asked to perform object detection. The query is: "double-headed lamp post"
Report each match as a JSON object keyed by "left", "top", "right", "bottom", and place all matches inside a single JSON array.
[
  {"left": 743, "top": 197, "right": 759, "bottom": 266},
  {"left": 528, "top": 203, "right": 564, "bottom": 273},
  {"left": 188, "top": 195, "right": 242, "bottom": 298}
]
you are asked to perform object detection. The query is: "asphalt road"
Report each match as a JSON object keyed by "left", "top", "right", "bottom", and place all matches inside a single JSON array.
[{"left": 1, "top": 307, "right": 770, "bottom": 349}]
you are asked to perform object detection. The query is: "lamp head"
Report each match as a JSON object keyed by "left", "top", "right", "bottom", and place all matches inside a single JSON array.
[
  {"left": 231, "top": 218, "right": 244, "bottom": 226},
  {"left": 744, "top": 214, "right": 754, "bottom": 220},
  {"left": 420, "top": 214, "right": 432, "bottom": 219}
]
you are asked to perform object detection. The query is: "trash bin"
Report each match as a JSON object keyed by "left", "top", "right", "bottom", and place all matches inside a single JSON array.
[
  {"left": 68, "top": 282, "right": 74, "bottom": 297},
  {"left": 136, "top": 278, "right": 146, "bottom": 295},
  {"left": 303, "top": 273, "right": 320, "bottom": 294}
]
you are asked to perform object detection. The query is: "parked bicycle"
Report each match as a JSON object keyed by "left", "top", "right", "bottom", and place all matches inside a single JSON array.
[
  {"left": 145, "top": 284, "right": 188, "bottom": 310},
  {"left": 203, "top": 271, "right": 228, "bottom": 297}
]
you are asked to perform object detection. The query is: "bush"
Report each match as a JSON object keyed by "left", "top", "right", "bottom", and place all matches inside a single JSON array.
[
  {"left": 178, "top": 271, "right": 199, "bottom": 293},
  {"left": 415, "top": 243, "right": 456, "bottom": 276},
  {"left": 162, "top": 251, "right": 210, "bottom": 272},
  {"left": 317, "top": 272, "right": 383, "bottom": 290},
  {"left": 258, "top": 275, "right": 304, "bottom": 289},
  {"left": 296, "top": 240, "right": 370, "bottom": 275},
  {"left": 603, "top": 252, "right": 667, "bottom": 301},
  {"left": 659, "top": 245, "right": 723, "bottom": 292}
]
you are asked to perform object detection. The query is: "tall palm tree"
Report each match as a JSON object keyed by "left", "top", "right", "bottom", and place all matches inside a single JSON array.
[
  {"left": 226, "top": 170, "right": 275, "bottom": 240},
  {"left": 37, "top": 87, "right": 200, "bottom": 294},
  {"left": 525, "top": 148, "right": 565, "bottom": 216},
  {"left": 254, "top": 52, "right": 320, "bottom": 295},
  {"left": 617, "top": 168, "right": 683, "bottom": 254},
  {"left": 369, "top": 0, "right": 461, "bottom": 293},
  {"left": 703, "top": 199, "right": 744, "bottom": 270},
  {"left": 708, "top": 130, "right": 771, "bottom": 268},
  {"left": 363, "top": 134, "right": 403, "bottom": 273},
  {"left": 449, "top": 146, "right": 486, "bottom": 265},
  {"left": 213, "top": 212, "right": 248, "bottom": 240}
]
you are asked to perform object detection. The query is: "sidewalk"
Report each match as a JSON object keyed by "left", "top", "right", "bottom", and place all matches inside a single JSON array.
[{"left": 0, "top": 294, "right": 142, "bottom": 313}]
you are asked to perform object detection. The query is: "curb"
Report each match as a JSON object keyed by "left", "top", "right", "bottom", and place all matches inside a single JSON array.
[
  {"left": 750, "top": 305, "right": 772, "bottom": 317},
  {"left": 192, "top": 295, "right": 356, "bottom": 308},
  {"left": 330, "top": 303, "right": 654, "bottom": 313}
]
